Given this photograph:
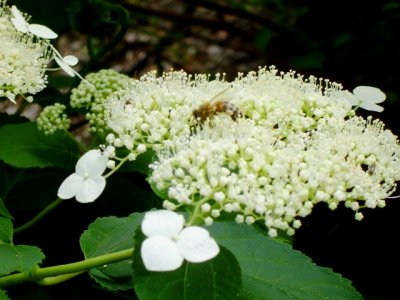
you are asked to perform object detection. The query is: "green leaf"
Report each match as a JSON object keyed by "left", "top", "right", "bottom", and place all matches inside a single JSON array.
[
  {"left": 0, "top": 244, "right": 45, "bottom": 276},
  {"left": 0, "top": 289, "right": 10, "bottom": 300},
  {"left": 0, "top": 122, "right": 80, "bottom": 169},
  {"left": 0, "top": 162, "right": 69, "bottom": 210},
  {"left": 0, "top": 198, "right": 12, "bottom": 219},
  {"left": 119, "top": 149, "right": 155, "bottom": 175},
  {"left": 209, "top": 222, "right": 363, "bottom": 300},
  {"left": 0, "top": 113, "right": 29, "bottom": 127},
  {"left": 133, "top": 243, "right": 241, "bottom": 300},
  {"left": 0, "top": 217, "right": 13, "bottom": 244},
  {"left": 80, "top": 213, "right": 143, "bottom": 291}
]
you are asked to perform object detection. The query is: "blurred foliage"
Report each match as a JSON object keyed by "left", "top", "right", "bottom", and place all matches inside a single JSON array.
[{"left": 3, "top": 0, "right": 400, "bottom": 299}]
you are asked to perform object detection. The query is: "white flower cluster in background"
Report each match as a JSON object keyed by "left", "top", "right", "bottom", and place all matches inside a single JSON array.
[
  {"left": 0, "top": 1, "right": 52, "bottom": 103},
  {"left": 0, "top": 1, "right": 83, "bottom": 103},
  {"left": 103, "top": 66, "right": 400, "bottom": 237}
]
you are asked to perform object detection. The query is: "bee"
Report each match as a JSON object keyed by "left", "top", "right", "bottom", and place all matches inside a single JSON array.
[{"left": 192, "top": 88, "right": 242, "bottom": 125}]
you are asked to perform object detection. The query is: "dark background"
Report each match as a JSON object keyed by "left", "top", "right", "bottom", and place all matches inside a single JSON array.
[{"left": 5, "top": 0, "right": 400, "bottom": 299}]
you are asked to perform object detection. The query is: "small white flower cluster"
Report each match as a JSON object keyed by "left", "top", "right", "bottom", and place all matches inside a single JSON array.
[
  {"left": 0, "top": 1, "right": 52, "bottom": 103},
  {"left": 37, "top": 103, "right": 70, "bottom": 134},
  {"left": 0, "top": 1, "right": 84, "bottom": 103},
  {"left": 104, "top": 67, "right": 400, "bottom": 237}
]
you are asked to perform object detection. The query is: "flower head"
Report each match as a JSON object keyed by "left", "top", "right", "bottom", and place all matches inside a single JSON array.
[
  {"left": 37, "top": 103, "right": 70, "bottom": 134},
  {"left": 57, "top": 150, "right": 108, "bottom": 203},
  {"left": 0, "top": 3, "right": 52, "bottom": 103},
  {"left": 141, "top": 210, "right": 219, "bottom": 271},
  {"left": 103, "top": 67, "right": 399, "bottom": 237},
  {"left": 0, "top": 2, "right": 84, "bottom": 103}
]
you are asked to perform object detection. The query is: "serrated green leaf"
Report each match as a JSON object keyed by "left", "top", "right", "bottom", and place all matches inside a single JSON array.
[
  {"left": 0, "top": 122, "right": 80, "bottom": 169},
  {"left": 0, "top": 288, "right": 10, "bottom": 300},
  {"left": 0, "top": 245, "right": 44, "bottom": 276},
  {"left": 80, "top": 213, "right": 143, "bottom": 291},
  {"left": 0, "top": 199, "right": 12, "bottom": 219},
  {"left": 209, "top": 222, "right": 363, "bottom": 300},
  {"left": 133, "top": 244, "right": 241, "bottom": 300},
  {"left": 0, "top": 218, "right": 13, "bottom": 244}
]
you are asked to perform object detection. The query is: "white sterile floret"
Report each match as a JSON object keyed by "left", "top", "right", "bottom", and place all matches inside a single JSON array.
[
  {"left": 348, "top": 86, "right": 386, "bottom": 112},
  {"left": 141, "top": 210, "right": 219, "bottom": 272},
  {"left": 11, "top": 5, "right": 57, "bottom": 39},
  {"left": 57, "top": 150, "right": 108, "bottom": 203}
]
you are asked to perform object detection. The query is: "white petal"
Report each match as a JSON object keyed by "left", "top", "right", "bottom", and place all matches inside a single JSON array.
[
  {"left": 57, "top": 173, "right": 83, "bottom": 199},
  {"left": 62, "top": 55, "right": 79, "bottom": 66},
  {"left": 177, "top": 226, "right": 220, "bottom": 263},
  {"left": 345, "top": 95, "right": 360, "bottom": 106},
  {"left": 11, "top": 6, "right": 28, "bottom": 33},
  {"left": 75, "top": 150, "right": 108, "bottom": 177},
  {"left": 55, "top": 57, "right": 76, "bottom": 77},
  {"left": 360, "top": 102, "right": 384, "bottom": 112},
  {"left": 141, "top": 236, "right": 184, "bottom": 271},
  {"left": 28, "top": 24, "right": 58, "bottom": 39},
  {"left": 75, "top": 177, "right": 106, "bottom": 203},
  {"left": 142, "top": 210, "right": 184, "bottom": 238},
  {"left": 353, "top": 86, "right": 386, "bottom": 104}
]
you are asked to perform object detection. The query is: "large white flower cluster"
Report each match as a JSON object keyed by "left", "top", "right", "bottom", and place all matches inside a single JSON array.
[
  {"left": 104, "top": 67, "right": 400, "bottom": 237},
  {"left": 0, "top": 2, "right": 52, "bottom": 102}
]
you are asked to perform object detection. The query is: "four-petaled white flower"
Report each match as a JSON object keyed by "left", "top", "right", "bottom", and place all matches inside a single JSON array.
[
  {"left": 54, "top": 55, "right": 79, "bottom": 77},
  {"left": 141, "top": 210, "right": 220, "bottom": 271},
  {"left": 57, "top": 150, "right": 108, "bottom": 203},
  {"left": 11, "top": 6, "right": 58, "bottom": 39},
  {"left": 349, "top": 86, "right": 386, "bottom": 112}
]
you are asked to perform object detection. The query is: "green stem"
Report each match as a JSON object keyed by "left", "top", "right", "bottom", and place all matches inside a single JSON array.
[
  {"left": 14, "top": 198, "right": 63, "bottom": 234},
  {"left": 0, "top": 248, "right": 134, "bottom": 288},
  {"left": 104, "top": 155, "right": 129, "bottom": 179},
  {"left": 186, "top": 197, "right": 210, "bottom": 226}
]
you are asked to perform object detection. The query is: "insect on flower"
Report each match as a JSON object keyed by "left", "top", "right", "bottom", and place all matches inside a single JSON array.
[{"left": 192, "top": 87, "right": 242, "bottom": 125}]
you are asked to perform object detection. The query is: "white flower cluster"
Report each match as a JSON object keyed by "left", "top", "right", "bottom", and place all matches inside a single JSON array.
[
  {"left": 1, "top": 1, "right": 85, "bottom": 103},
  {"left": 105, "top": 67, "right": 400, "bottom": 237},
  {"left": 0, "top": 1, "right": 52, "bottom": 103}
]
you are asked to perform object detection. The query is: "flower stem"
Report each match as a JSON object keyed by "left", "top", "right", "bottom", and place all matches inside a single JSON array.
[
  {"left": 104, "top": 155, "right": 130, "bottom": 179},
  {"left": 0, "top": 248, "right": 134, "bottom": 288},
  {"left": 14, "top": 198, "right": 63, "bottom": 234},
  {"left": 186, "top": 197, "right": 210, "bottom": 226}
]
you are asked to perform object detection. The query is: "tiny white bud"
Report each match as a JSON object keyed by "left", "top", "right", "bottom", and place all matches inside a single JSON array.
[
  {"left": 201, "top": 203, "right": 211, "bottom": 213},
  {"left": 106, "top": 160, "right": 116, "bottom": 169},
  {"left": 204, "top": 217, "right": 213, "bottom": 226}
]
